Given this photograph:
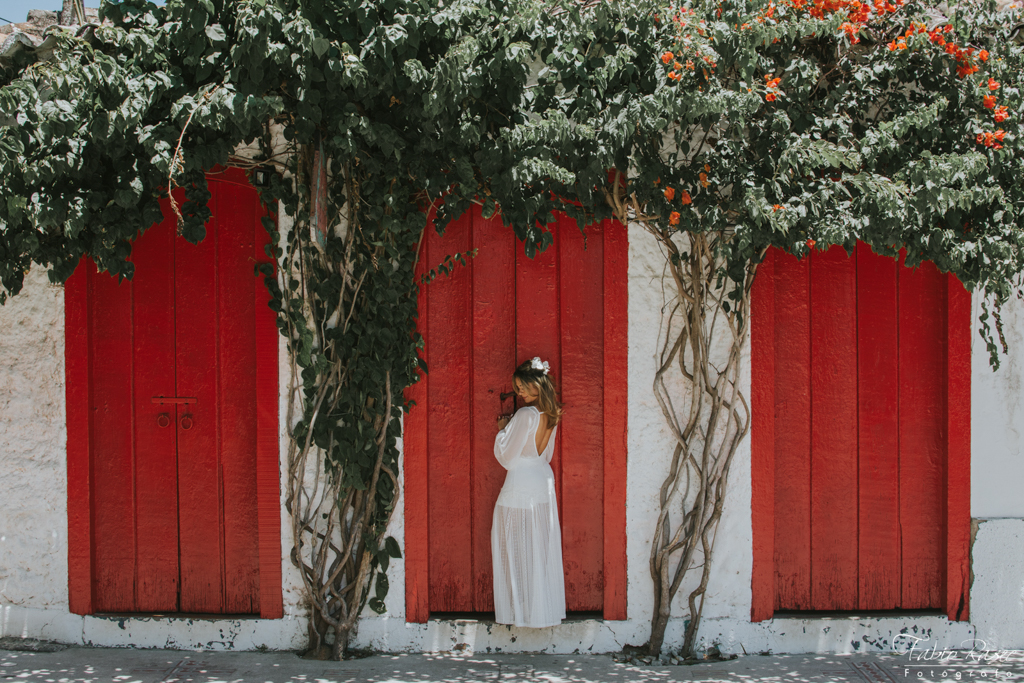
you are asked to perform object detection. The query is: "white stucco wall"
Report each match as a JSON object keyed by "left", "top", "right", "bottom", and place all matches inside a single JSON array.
[
  {"left": 0, "top": 267, "right": 68, "bottom": 622},
  {"left": 2, "top": 226, "right": 1024, "bottom": 654}
]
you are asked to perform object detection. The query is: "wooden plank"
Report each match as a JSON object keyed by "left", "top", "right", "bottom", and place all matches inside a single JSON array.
[
  {"left": 809, "top": 244, "right": 858, "bottom": 610},
  {"left": 252, "top": 180, "right": 283, "bottom": 619},
  {"left": 602, "top": 218, "right": 628, "bottom": 621},
  {"left": 946, "top": 273, "right": 971, "bottom": 621},
  {"left": 130, "top": 214, "right": 180, "bottom": 612},
  {"left": 749, "top": 247, "right": 775, "bottom": 622},
  {"left": 897, "top": 251, "right": 946, "bottom": 609},
  {"left": 469, "top": 205, "right": 516, "bottom": 612},
  {"left": 426, "top": 209, "right": 474, "bottom": 612},
  {"left": 64, "top": 259, "right": 93, "bottom": 615},
  {"left": 214, "top": 178, "right": 261, "bottom": 614},
  {"left": 856, "top": 241, "right": 900, "bottom": 610},
  {"left": 89, "top": 257, "right": 137, "bottom": 612},
  {"left": 557, "top": 213, "right": 604, "bottom": 612},
  {"left": 773, "top": 249, "right": 811, "bottom": 610},
  {"left": 405, "top": 210, "right": 431, "bottom": 623},
  {"left": 515, "top": 225, "right": 561, "bottom": 500},
  {"left": 515, "top": 223, "right": 563, "bottom": 601},
  {"left": 175, "top": 189, "right": 226, "bottom": 613}
]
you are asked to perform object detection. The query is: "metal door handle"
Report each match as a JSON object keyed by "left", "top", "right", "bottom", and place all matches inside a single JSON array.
[
  {"left": 157, "top": 413, "right": 170, "bottom": 428},
  {"left": 180, "top": 414, "right": 194, "bottom": 430}
]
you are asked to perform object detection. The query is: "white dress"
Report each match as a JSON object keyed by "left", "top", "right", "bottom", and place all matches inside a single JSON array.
[{"left": 491, "top": 406, "right": 566, "bottom": 627}]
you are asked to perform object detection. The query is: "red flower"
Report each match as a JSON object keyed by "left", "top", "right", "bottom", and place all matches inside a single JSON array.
[
  {"left": 978, "top": 49, "right": 989, "bottom": 62},
  {"left": 772, "top": 204, "right": 783, "bottom": 212},
  {"left": 680, "top": 191, "right": 692, "bottom": 205},
  {"left": 669, "top": 211, "right": 681, "bottom": 226},
  {"left": 984, "top": 95, "right": 997, "bottom": 109},
  {"left": 994, "top": 106, "right": 1008, "bottom": 123},
  {"left": 806, "top": 239, "right": 816, "bottom": 248},
  {"left": 988, "top": 78, "right": 1000, "bottom": 91},
  {"left": 664, "top": 187, "right": 676, "bottom": 201}
]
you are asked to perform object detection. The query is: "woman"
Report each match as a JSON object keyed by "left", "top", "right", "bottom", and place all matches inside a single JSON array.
[{"left": 491, "top": 356, "right": 566, "bottom": 628}]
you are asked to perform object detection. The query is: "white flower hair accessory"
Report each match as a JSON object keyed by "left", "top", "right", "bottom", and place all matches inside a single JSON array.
[{"left": 530, "top": 357, "right": 550, "bottom": 375}]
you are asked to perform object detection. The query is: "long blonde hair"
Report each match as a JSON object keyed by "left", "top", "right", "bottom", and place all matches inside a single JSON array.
[{"left": 513, "top": 359, "right": 564, "bottom": 426}]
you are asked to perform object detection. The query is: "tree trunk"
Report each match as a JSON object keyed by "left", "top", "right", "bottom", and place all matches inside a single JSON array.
[{"left": 60, "top": 0, "right": 83, "bottom": 25}]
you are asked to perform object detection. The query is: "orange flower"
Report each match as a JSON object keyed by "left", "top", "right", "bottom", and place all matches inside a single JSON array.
[
  {"left": 806, "top": 239, "right": 816, "bottom": 248},
  {"left": 685, "top": 59, "right": 694, "bottom": 70},
  {"left": 994, "top": 106, "right": 1009, "bottom": 123},
  {"left": 995, "top": 129, "right": 1006, "bottom": 141},
  {"left": 766, "top": 92, "right": 777, "bottom": 102},
  {"left": 699, "top": 172, "right": 709, "bottom": 187},
  {"left": 704, "top": 164, "right": 710, "bottom": 172},
  {"left": 669, "top": 211, "right": 681, "bottom": 226},
  {"left": 988, "top": 78, "right": 1000, "bottom": 91},
  {"left": 664, "top": 187, "right": 676, "bottom": 201},
  {"left": 984, "top": 95, "right": 997, "bottom": 109},
  {"left": 979, "top": 49, "right": 989, "bottom": 62},
  {"left": 668, "top": 71, "right": 680, "bottom": 81},
  {"left": 661, "top": 51, "right": 674, "bottom": 64},
  {"left": 680, "top": 191, "right": 692, "bottom": 205},
  {"left": 674, "top": 61, "right": 683, "bottom": 70},
  {"left": 772, "top": 204, "right": 783, "bottom": 212}
]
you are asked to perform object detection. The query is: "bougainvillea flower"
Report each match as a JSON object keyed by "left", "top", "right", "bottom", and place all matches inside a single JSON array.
[
  {"left": 669, "top": 211, "right": 681, "bottom": 226},
  {"left": 680, "top": 191, "right": 692, "bottom": 205},
  {"left": 979, "top": 50, "right": 989, "bottom": 62},
  {"left": 988, "top": 78, "right": 1000, "bottom": 91},
  {"left": 994, "top": 106, "right": 1008, "bottom": 123},
  {"left": 661, "top": 51, "right": 674, "bottom": 64},
  {"left": 664, "top": 187, "right": 676, "bottom": 201},
  {"left": 984, "top": 95, "right": 997, "bottom": 109},
  {"left": 807, "top": 239, "right": 816, "bottom": 248}
]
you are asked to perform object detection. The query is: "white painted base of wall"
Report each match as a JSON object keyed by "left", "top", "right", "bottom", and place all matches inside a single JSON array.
[
  {"left": 0, "top": 605, "right": 306, "bottom": 651},
  {"left": 349, "top": 614, "right": 977, "bottom": 656}
]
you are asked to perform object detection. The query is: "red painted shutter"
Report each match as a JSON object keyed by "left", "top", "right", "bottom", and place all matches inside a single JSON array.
[
  {"left": 751, "top": 241, "right": 970, "bottom": 619},
  {"left": 406, "top": 205, "right": 627, "bottom": 619},
  {"left": 66, "top": 170, "right": 280, "bottom": 616}
]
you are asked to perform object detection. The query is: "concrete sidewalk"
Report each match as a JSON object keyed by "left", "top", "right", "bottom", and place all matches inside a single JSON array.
[{"left": 3, "top": 641, "right": 1022, "bottom": 683}]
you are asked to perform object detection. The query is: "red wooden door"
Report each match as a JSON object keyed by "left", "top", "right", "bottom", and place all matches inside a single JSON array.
[
  {"left": 404, "top": 205, "right": 628, "bottom": 620},
  {"left": 65, "top": 169, "right": 282, "bottom": 616},
  {"left": 750, "top": 241, "right": 970, "bottom": 620}
]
